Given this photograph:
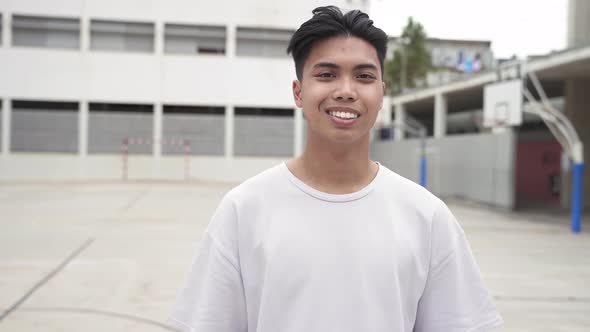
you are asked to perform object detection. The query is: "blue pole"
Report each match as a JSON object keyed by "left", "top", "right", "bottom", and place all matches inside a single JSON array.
[
  {"left": 571, "top": 162, "right": 584, "bottom": 233},
  {"left": 420, "top": 156, "right": 427, "bottom": 188}
]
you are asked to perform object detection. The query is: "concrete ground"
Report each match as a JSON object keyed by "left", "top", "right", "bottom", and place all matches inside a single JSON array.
[{"left": 0, "top": 181, "right": 589, "bottom": 332}]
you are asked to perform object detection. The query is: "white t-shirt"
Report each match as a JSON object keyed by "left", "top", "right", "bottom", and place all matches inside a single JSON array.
[{"left": 168, "top": 162, "right": 503, "bottom": 332}]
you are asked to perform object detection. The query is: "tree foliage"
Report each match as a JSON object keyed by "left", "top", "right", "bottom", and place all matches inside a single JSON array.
[{"left": 385, "top": 17, "right": 432, "bottom": 95}]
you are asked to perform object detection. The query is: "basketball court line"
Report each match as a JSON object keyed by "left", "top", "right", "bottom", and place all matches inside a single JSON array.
[
  {"left": 14, "top": 307, "right": 177, "bottom": 331},
  {"left": 493, "top": 295, "right": 590, "bottom": 303},
  {"left": 0, "top": 238, "right": 95, "bottom": 323},
  {"left": 121, "top": 185, "right": 152, "bottom": 211}
]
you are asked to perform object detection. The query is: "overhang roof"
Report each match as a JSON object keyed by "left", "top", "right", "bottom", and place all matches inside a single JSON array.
[{"left": 391, "top": 45, "right": 590, "bottom": 110}]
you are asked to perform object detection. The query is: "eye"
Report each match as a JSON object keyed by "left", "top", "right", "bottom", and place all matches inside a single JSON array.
[
  {"left": 315, "top": 72, "right": 336, "bottom": 79},
  {"left": 357, "top": 73, "right": 376, "bottom": 80}
]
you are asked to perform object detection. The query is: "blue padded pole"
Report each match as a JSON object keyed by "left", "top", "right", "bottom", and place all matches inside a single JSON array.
[
  {"left": 420, "top": 156, "right": 427, "bottom": 188},
  {"left": 571, "top": 162, "right": 584, "bottom": 233}
]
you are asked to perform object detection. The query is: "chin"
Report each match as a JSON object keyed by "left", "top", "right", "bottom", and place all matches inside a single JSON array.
[{"left": 325, "top": 132, "right": 369, "bottom": 146}]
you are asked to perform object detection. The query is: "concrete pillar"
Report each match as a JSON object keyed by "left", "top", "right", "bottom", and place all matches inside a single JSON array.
[
  {"left": 568, "top": 0, "right": 590, "bottom": 47},
  {"left": 1, "top": 99, "right": 10, "bottom": 156},
  {"left": 154, "top": 20, "right": 164, "bottom": 55},
  {"left": 225, "top": 104, "right": 234, "bottom": 158},
  {"left": 80, "top": 16, "right": 89, "bottom": 51},
  {"left": 562, "top": 79, "right": 590, "bottom": 210},
  {"left": 154, "top": 21, "right": 164, "bottom": 159},
  {"left": 78, "top": 101, "right": 88, "bottom": 156},
  {"left": 2, "top": 11, "right": 11, "bottom": 47},
  {"left": 226, "top": 24, "right": 236, "bottom": 58},
  {"left": 378, "top": 96, "right": 393, "bottom": 126},
  {"left": 394, "top": 103, "right": 406, "bottom": 141},
  {"left": 371, "top": 97, "right": 393, "bottom": 142},
  {"left": 153, "top": 103, "right": 163, "bottom": 158},
  {"left": 222, "top": 25, "right": 236, "bottom": 158},
  {"left": 79, "top": 16, "right": 90, "bottom": 158},
  {"left": 294, "top": 108, "right": 304, "bottom": 157},
  {"left": 434, "top": 93, "right": 447, "bottom": 138}
]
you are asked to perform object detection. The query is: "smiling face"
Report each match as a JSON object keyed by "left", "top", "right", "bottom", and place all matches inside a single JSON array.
[{"left": 293, "top": 35, "right": 385, "bottom": 146}]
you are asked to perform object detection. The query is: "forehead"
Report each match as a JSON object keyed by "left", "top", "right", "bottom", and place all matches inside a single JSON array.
[{"left": 304, "top": 35, "right": 380, "bottom": 71}]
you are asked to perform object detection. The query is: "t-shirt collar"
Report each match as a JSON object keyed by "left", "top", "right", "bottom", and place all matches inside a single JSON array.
[{"left": 280, "top": 161, "right": 381, "bottom": 202}]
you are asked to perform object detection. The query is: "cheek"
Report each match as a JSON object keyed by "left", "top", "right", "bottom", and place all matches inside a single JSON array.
[
  {"left": 363, "top": 87, "right": 384, "bottom": 108},
  {"left": 301, "top": 85, "right": 327, "bottom": 108}
]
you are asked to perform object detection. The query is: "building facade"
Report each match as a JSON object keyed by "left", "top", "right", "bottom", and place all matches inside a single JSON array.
[
  {"left": 0, "top": 0, "right": 369, "bottom": 167},
  {"left": 387, "top": 36, "right": 494, "bottom": 90}
]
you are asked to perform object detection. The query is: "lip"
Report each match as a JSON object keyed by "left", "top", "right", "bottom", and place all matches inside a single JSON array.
[
  {"left": 324, "top": 107, "right": 361, "bottom": 127},
  {"left": 325, "top": 106, "right": 361, "bottom": 117}
]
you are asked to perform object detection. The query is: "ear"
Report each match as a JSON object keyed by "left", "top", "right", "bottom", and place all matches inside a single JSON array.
[{"left": 292, "top": 80, "right": 303, "bottom": 108}]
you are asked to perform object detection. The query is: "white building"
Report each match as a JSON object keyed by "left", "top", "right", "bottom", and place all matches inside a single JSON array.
[{"left": 0, "top": 0, "right": 371, "bottom": 181}]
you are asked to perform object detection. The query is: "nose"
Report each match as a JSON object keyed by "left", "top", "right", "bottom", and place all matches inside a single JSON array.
[{"left": 332, "top": 77, "right": 358, "bottom": 102}]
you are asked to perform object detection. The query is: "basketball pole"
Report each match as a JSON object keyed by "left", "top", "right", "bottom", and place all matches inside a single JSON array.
[
  {"left": 572, "top": 162, "right": 584, "bottom": 233},
  {"left": 420, "top": 136, "right": 427, "bottom": 188},
  {"left": 486, "top": 63, "right": 584, "bottom": 233},
  {"left": 522, "top": 70, "right": 585, "bottom": 233},
  {"left": 570, "top": 141, "right": 584, "bottom": 233}
]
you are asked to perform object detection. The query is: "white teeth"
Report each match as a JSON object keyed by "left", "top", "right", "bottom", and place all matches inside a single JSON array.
[{"left": 329, "top": 111, "right": 358, "bottom": 119}]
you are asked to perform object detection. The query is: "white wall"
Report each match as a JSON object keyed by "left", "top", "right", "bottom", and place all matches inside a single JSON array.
[
  {"left": 372, "top": 131, "right": 516, "bottom": 209},
  {"left": 2, "top": 0, "right": 368, "bottom": 30},
  {"left": 0, "top": 0, "right": 375, "bottom": 181},
  {"left": 0, "top": 49, "right": 295, "bottom": 107},
  {"left": 0, "top": 153, "right": 286, "bottom": 183},
  {"left": 0, "top": 0, "right": 369, "bottom": 106}
]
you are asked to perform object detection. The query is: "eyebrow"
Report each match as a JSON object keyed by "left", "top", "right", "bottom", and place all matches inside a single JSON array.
[{"left": 313, "top": 62, "right": 378, "bottom": 71}]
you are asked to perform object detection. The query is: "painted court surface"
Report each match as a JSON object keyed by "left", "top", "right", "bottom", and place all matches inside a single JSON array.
[{"left": 0, "top": 181, "right": 589, "bottom": 331}]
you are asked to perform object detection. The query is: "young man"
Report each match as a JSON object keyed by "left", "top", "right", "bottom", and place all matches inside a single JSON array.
[{"left": 169, "top": 6, "right": 503, "bottom": 332}]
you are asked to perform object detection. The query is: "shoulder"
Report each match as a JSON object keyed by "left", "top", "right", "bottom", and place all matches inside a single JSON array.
[
  {"left": 224, "top": 163, "right": 287, "bottom": 203},
  {"left": 376, "top": 164, "right": 446, "bottom": 218},
  {"left": 375, "top": 164, "right": 463, "bottom": 238},
  {"left": 217, "top": 162, "right": 295, "bottom": 216},
  {"left": 376, "top": 163, "right": 467, "bottom": 266},
  {"left": 205, "top": 164, "right": 286, "bottom": 249},
  {"left": 206, "top": 163, "right": 290, "bottom": 239}
]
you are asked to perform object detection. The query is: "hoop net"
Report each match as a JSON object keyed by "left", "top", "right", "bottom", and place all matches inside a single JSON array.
[{"left": 472, "top": 113, "right": 508, "bottom": 131}]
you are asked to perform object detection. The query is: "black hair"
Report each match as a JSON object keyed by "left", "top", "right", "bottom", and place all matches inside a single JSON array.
[{"left": 287, "top": 6, "right": 388, "bottom": 80}]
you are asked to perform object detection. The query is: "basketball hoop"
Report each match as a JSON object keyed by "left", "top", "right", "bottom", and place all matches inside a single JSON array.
[
  {"left": 471, "top": 113, "right": 508, "bottom": 131},
  {"left": 483, "top": 80, "right": 523, "bottom": 128},
  {"left": 483, "top": 119, "right": 508, "bottom": 128}
]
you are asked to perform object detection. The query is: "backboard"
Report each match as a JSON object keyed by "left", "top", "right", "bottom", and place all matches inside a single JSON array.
[{"left": 483, "top": 79, "right": 523, "bottom": 127}]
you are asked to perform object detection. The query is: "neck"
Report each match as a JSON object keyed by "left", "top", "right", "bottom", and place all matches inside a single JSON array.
[{"left": 288, "top": 132, "right": 377, "bottom": 194}]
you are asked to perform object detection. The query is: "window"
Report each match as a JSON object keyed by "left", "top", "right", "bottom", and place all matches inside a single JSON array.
[
  {"left": 12, "top": 15, "right": 80, "bottom": 49},
  {"left": 163, "top": 105, "right": 225, "bottom": 155},
  {"left": 234, "top": 107, "right": 294, "bottom": 157},
  {"left": 236, "top": 27, "right": 293, "bottom": 58},
  {"left": 88, "top": 102, "right": 153, "bottom": 154},
  {"left": 90, "top": 19, "right": 154, "bottom": 52},
  {"left": 235, "top": 107, "right": 293, "bottom": 117},
  {"left": 165, "top": 24, "right": 225, "bottom": 55},
  {"left": 11, "top": 100, "right": 79, "bottom": 153}
]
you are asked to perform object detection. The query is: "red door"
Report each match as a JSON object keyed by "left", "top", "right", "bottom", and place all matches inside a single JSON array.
[{"left": 515, "top": 141, "right": 561, "bottom": 207}]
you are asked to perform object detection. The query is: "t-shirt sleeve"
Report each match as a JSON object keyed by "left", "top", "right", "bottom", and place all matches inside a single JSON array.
[
  {"left": 167, "top": 195, "right": 247, "bottom": 332},
  {"left": 414, "top": 201, "right": 503, "bottom": 332}
]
